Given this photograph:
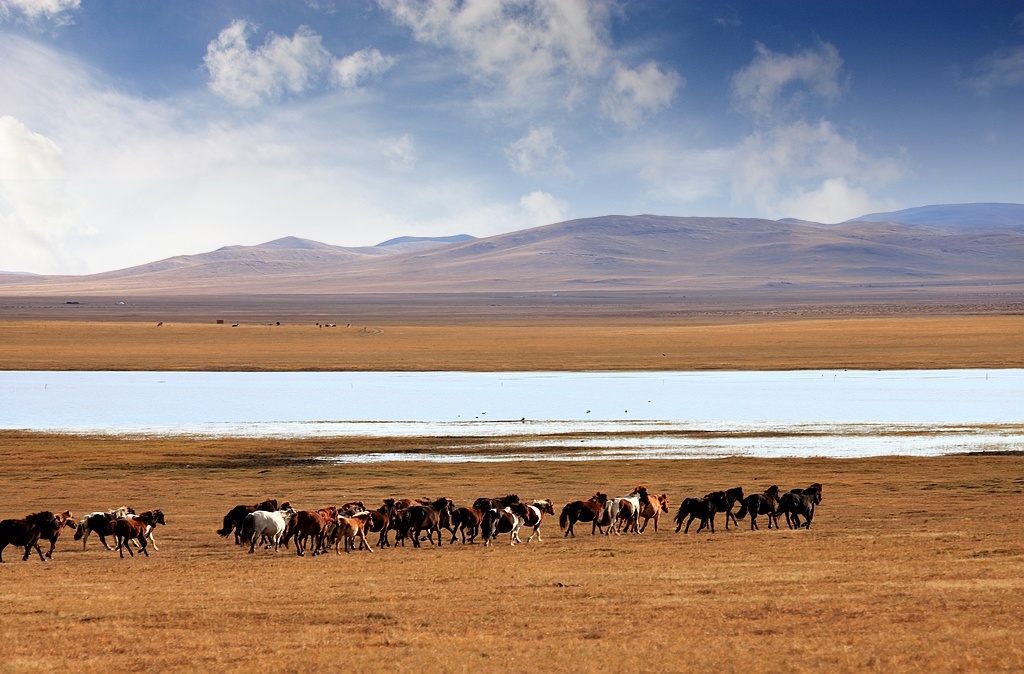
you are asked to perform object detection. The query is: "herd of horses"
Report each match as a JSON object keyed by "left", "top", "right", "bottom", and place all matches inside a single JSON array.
[
  {"left": 0, "top": 483, "right": 822, "bottom": 562},
  {"left": 0, "top": 507, "right": 165, "bottom": 562},
  {"left": 215, "top": 483, "right": 823, "bottom": 556}
]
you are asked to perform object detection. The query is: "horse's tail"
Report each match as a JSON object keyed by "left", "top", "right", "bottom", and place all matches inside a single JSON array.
[
  {"left": 673, "top": 504, "right": 686, "bottom": 528},
  {"left": 558, "top": 505, "right": 571, "bottom": 532},
  {"left": 736, "top": 499, "right": 749, "bottom": 521},
  {"left": 216, "top": 511, "right": 234, "bottom": 537}
]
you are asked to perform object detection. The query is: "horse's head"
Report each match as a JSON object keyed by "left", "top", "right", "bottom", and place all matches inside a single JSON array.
[
  {"left": 534, "top": 499, "right": 555, "bottom": 515},
  {"left": 658, "top": 494, "right": 670, "bottom": 513},
  {"left": 765, "top": 485, "right": 780, "bottom": 498}
]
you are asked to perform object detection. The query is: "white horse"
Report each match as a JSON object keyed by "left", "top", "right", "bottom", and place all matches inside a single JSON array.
[
  {"left": 602, "top": 487, "right": 644, "bottom": 536},
  {"left": 247, "top": 508, "right": 294, "bottom": 553}
]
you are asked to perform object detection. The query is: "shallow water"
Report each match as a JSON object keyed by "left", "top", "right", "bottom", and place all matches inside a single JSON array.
[{"left": 2, "top": 370, "right": 1021, "bottom": 460}]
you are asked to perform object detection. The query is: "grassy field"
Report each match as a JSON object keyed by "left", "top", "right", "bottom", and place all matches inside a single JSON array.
[
  {"left": 2, "top": 315, "right": 1023, "bottom": 370},
  {"left": 1, "top": 433, "right": 1022, "bottom": 672}
]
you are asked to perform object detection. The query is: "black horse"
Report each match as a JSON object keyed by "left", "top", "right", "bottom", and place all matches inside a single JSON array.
[
  {"left": 736, "top": 485, "right": 782, "bottom": 530},
  {"left": 778, "top": 484, "right": 823, "bottom": 529}
]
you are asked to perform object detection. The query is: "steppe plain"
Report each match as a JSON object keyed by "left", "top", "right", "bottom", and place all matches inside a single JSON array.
[{"left": 2, "top": 292, "right": 1023, "bottom": 672}]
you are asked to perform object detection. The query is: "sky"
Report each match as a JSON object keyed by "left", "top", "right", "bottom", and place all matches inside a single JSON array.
[{"left": 1, "top": 1, "right": 1022, "bottom": 274}]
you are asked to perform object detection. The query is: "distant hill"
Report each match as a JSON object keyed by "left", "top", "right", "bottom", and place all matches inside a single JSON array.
[
  {"left": 846, "top": 203, "right": 1024, "bottom": 229},
  {"left": 1, "top": 205, "right": 1022, "bottom": 296},
  {"left": 377, "top": 234, "right": 476, "bottom": 247}
]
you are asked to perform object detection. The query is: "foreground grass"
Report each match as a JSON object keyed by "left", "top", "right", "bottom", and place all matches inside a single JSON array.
[
  {"left": 1, "top": 434, "right": 1022, "bottom": 672},
  {"left": 2, "top": 315, "right": 1023, "bottom": 370}
]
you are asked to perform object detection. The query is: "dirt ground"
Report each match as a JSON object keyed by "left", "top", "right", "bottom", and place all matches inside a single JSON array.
[{"left": 0, "top": 434, "right": 1022, "bottom": 672}]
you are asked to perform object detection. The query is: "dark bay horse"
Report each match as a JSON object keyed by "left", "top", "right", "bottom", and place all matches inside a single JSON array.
[
  {"left": 0, "top": 511, "right": 61, "bottom": 562},
  {"left": 217, "top": 499, "right": 279, "bottom": 544},
  {"left": 778, "top": 484, "right": 822, "bottom": 529},
  {"left": 674, "top": 491, "right": 730, "bottom": 534},
  {"left": 736, "top": 485, "right": 781, "bottom": 530},
  {"left": 400, "top": 498, "right": 454, "bottom": 548},
  {"left": 558, "top": 492, "right": 608, "bottom": 537}
]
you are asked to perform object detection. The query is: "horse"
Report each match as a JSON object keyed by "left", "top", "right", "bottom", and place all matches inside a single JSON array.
[
  {"left": 286, "top": 510, "right": 331, "bottom": 556},
  {"left": 247, "top": 508, "right": 295, "bottom": 553},
  {"left": 450, "top": 506, "right": 484, "bottom": 544},
  {"left": 338, "top": 501, "right": 365, "bottom": 517},
  {"left": 0, "top": 511, "right": 61, "bottom": 562},
  {"left": 364, "top": 499, "right": 398, "bottom": 548},
  {"left": 74, "top": 506, "right": 134, "bottom": 550},
  {"left": 216, "top": 499, "right": 279, "bottom": 544},
  {"left": 519, "top": 499, "right": 555, "bottom": 543},
  {"left": 482, "top": 505, "right": 526, "bottom": 547},
  {"left": 601, "top": 486, "right": 645, "bottom": 535},
  {"left": 472, "top": 494, "right": 520, "bottom": 512},
  {"left": 736, "top": 485, "right": 781, "bottom": 530},
  {"left": 559, "top": 492, "right": 609, "bottom": 537},
  {"left": 780, "top": 484, "right": 823, "bottom": 528},
  {"left": 327, "top": 512, "right": 373, "bottom": 554},
  {"left": 720, "top": 486, "right": 745, "bottom": 529},
  {"left": 400, "top": 498, "right": 454, "bottom": 548},
  {"left": 778, "top": 485, "right": 822, "bottom": 529},
  {"left": 123, "top": 510, "right": 165, "bottom": 551},
  {"left": 39, "top": 510, "right": 76, "bottom": 559},
  {"left": 113, "top": 511, "right": 165, "bottom": 559},
  {"left": 674, "top": 491, "right": 730, "bottom": 534},
  {"left": 638, "top": 492, "right": 670, "bottom": 533}
]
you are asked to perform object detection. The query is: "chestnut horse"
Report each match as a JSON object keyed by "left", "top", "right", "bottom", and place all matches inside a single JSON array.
[
  {"left": 558, "top": 492, "right": 609, "bottom": 537},
  {"left": 0, "top": 511, "right": 60, "bottom": 562},
  {"left": 638, "top": 491, "right": 670, "bottom": 533},
  {"left": 113, "top": 510, "right": 165, "bottom": 559},
  {"left": 450, "top": 506, "right": 484, "bottom": 544}
]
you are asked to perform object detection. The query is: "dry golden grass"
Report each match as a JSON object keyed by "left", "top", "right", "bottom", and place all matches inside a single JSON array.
[
  {"left": 2, "top": 315, "right": 1023, "bottom": 370},
  {"left": 1, "top": 433, "right": 1023, "bottom": 672}
]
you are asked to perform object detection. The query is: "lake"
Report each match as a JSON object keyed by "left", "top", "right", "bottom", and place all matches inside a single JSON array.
[{"left": 2, "top": 370, "right": 1021, "bottom": 460}]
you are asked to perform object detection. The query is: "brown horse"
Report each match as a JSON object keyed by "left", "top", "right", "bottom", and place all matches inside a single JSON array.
[
  {"left": 326, "top": 512, "right": 373, "bottom": 553},
  {"left": 74, "top": 506, "right": 134, "bottom": 550},
  {"left": 286, "top": 510, "right": 331, "bottom": 556},
  {"left": 472, "top": 494, "right": 520, "bottom": 511},
  {"left": 0, "top": 511, "right": 61, "bottom": 562},
  {"left": 450, "top": 506, "right": 484, "bottom": 544},
  {"left": 364, "top": 499, "right": 399, "bottom": 548},
  {"left": 558, "top": 492, "right": 609, "bottom": 537},
  {"left": 42, "top": 510, "right": 77, "bottom": 559},
  {"left": 399, "top": 498, "right": 454, "bottom": 548},
  {"left": 113, "top": 511, "right": 165, "bottom": 559},
  {"left": 637, "top": 491, "right": 670, "bottom": 533},
  {"left": 216, "top": 499, "right": 279, "bottom": 544}
]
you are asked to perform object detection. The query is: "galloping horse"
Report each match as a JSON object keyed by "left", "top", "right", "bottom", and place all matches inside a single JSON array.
[
  {"left": 778, "top": 484, "right": 822, "bottom": 529},
  {"left": 637, "top": 491, "right": 670, "bottom": 533},
  {"left": 558, "top": 492, "right": 609, "bottom": 537},
  {"left": 0, "top": 511, "right": 61, "bottom": 562},
  {"left": 519, "top": 499, "right": 555, "bottom": 543},
  {"left": 400, "top": 498, "right": 454, "bottom": 548},
  {"left": 41, "top": 510, "right": 76, "bottom": 559},
  {"left": 450, "top": 506, "right": 484, "bottom": 544},
  {"left": 217, "top": 499, "right": 279, "bottom": 544},
  {"left": 481, "top": 505, "right": 526, "bottom": 547},
  {"left": 736, "top": 485, "right": 781, "bottom": 530},
  {"left": 113, "top": 510, "right": 165, "bottom": 559},
  {"left": 602, "top": 486, "right": 645, "bottom": 535},
  {"left": 74, "top": 506, "right": 134, "bottom": 550},
  {"left": 246, "top": 508, "right": 295, "bottom": 553}
]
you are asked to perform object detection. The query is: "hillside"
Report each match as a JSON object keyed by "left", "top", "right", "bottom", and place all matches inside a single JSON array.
[{"left": 1, "top": 205, "right": 1022, "bottom": 296}]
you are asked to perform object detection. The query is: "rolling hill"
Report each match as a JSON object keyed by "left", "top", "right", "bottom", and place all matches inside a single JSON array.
[{"left": 1, "top": 204, "right": 1022, "bottom": 296}]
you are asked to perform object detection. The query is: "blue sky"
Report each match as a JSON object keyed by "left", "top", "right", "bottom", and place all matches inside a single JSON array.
[{"left": 1, "top": 0, "right": 1022, "bottom": 274}]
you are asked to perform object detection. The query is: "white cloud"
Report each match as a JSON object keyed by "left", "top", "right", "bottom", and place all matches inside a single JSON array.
[
  {"left": 0, "top": 0, "right": 79, "bottom": 25},
  {"left": 961, "top": 46, "right": 1024, "bottom": 94},
  {"left": 382, "top": 133, "right": 416, "bottom": 171},
  {"left": 601, "top": 61, "right": 682, "bottom": 129},
  {"left": 0, "top": 115, "right": 78, "bottom": 272},
  {"left": 520, "top": 190, "right": 568, "bottom": 226},
  {"left": 204, "top": 21, "right": 393, "bottom": 106},
  {"left": 332, "top": 47, "right": 395, "bottom": 88},
  {"left": 378, "top": 0, "right": 613, "bottom": 110},
  {"left": 731, "top": 41, "right": 843, "bottom": 118},
  {"left": 505, "top": 126, "right": 569, "bottom": 175},
  {"left": 779, "top": 177, "right": 895, "bottom": 224},
  {"left": 731, "top": 119, "right": 902, "bottom": 219}
]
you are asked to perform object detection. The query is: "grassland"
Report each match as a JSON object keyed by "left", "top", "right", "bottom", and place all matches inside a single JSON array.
[
  {"left": 2, "top": 314, "right": 1023, "bottom": 371},
  {"left": 0, "top": 433, "right": 1022, "bottom": 672}
]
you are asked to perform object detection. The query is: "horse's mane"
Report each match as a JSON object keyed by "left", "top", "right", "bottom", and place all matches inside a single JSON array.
[{"left": 26, "top": 511, "right": 56, "bottom": 526}]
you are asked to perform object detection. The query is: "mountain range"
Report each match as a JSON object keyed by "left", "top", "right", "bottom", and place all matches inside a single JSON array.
[{"left": 2, "top": 203, "right": 1022, "bottom": 296}]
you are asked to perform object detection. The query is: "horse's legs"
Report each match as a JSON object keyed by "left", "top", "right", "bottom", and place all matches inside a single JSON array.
[
  {"left": 147, "top": 531, "right": 159, "bottom": 552},
  {"left": 81, "top": 529, "right": 90, "bottom": 550},
  {"left": 138, "top": 536, "right": 149, "bottom": 557},
  {"left": 684, "top": 515, "right": 694, "bottom": 534}
]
